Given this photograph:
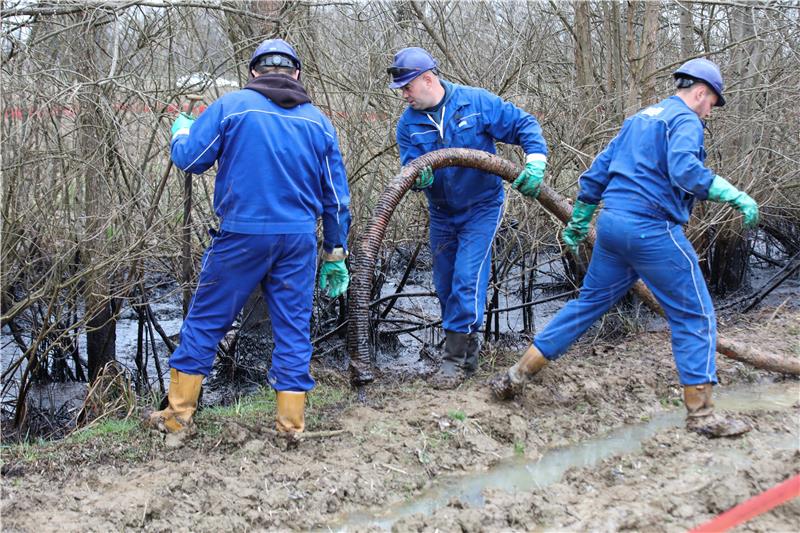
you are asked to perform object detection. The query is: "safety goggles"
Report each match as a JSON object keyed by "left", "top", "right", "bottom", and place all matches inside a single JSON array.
[{"left": 386, "top": 66, "right": 422, "bottom": 77}]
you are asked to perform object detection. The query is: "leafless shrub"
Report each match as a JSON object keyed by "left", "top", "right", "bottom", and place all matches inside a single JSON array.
[{"left": 1, "top": 1, "right": 798, "bottom": 430}]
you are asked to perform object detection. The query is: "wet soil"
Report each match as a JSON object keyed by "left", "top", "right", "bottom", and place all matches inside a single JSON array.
[{"left": 2, "top": 307, "right": 799, "bottom": 532}]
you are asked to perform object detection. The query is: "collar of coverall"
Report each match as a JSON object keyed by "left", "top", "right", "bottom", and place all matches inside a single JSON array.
[
  {"left": 668, "top": 94, "right": 710, "bottom": 128},
  {"left": 244, "top": 73, "right": 311, "bottom": 109}
]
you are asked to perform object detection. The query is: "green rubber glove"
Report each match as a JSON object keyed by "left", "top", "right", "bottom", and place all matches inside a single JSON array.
[
  {"left": 412, "top": 166, "right": 434, "bottom": 190},
  {"left": 561, "top": 200, "right": 598, "bottom": 256},
  {"left": 707, "top": 175, "right": 759, "bottom": 228},
  {"left": 512, "top": 159, "right": 547, "bottom": 198},
  {"left": 319, "top": 258, "right": 349, "bottom": 298},
  {"left": 171, "top": 113, "right": 195, "bottom": 139}
]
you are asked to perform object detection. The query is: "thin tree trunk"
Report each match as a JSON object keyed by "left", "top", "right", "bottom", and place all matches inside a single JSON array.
[
  {"left": 574, "top": 0, "right": 593, "bottom": 92},
  {"left": 603, "top": 1, "right": 625, "bottom": 121},
  {"left": 640, "top": 1, "right": 659, "bottom": 105},
  {"left": 74, "top": 11, "right": 117, "bottom": 382},
  {"left": 708, "top": 5, "right": 763, "bottom": 295},
  {"left": 679, "top": 1, "right": 695, "bottom": 57},
  {"left": 625, "top": 0, "right": 660, "bottom": 109},
  {"left": 625, "top": 0, "right": 638, "bottom": 112}
]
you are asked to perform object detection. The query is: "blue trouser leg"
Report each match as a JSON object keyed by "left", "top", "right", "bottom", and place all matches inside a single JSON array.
[
  {"left": 263, "top": 234, "right": 317, "bottom": 392},
  {"left": 533, "top": 216, "right": 638, "bottom": 359},
  {"left": 533, "top": 209, "right": 717, "bottom": 385},
  {"left": 430, "top": 211, "right": 458, "bottom": 323},
  {"left": 635, "top": 222, "right": 717, "bottom": 385},
  {"left": 431, "top": 201, "right": 504, "bottom": 334},
  {"left": 170, "top": 231, "right": 273, "bottom": 376},
  {"left": 450, "top": 201, "right": 504, "bottom": 334},
  {"left": 592, "top": 211, "right": 717, "bottom": 384},
  {"left": 170, "top": 232, "right": 320, "bottom": 391}
]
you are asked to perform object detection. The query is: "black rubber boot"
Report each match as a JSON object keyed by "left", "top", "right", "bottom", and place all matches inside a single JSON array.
[
  {"left": 464, "top": 332, "right": 481, "bottom": 376},
  {"left": 431, "top": 331, "right": 469, "bottom": 390}
]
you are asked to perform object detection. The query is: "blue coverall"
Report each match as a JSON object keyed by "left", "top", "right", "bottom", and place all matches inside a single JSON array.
[
  {"left": 396, "top": 80, "right": 548, "bottom": 334},
  {"left": 534, "top": 95, "right": 719, "bottom": 385},
  {"left": 170, "top": 82, "right": 351, "bottom": 391}
]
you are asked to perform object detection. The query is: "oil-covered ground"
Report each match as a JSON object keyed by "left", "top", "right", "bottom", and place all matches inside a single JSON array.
[{"left": 2, "top": 306, "right": 799, "bottom": 532}]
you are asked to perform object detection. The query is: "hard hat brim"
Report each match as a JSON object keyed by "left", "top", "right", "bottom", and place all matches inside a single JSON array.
[{"left": 388, "top": 69, "right": 429, "bottom": 89}]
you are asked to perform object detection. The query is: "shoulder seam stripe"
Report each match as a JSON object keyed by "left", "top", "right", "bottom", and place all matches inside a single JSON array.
[{"left": 222, "top": 109, "right": 334, "bottom": 139}]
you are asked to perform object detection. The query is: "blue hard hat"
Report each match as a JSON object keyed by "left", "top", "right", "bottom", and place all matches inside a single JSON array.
[
  {"left": 249, "top": 38, "right": 301, "bottom": 71},
  {"left": 673, "top": 58, "right": 725, "bottom": 107},
  {"left": 387, "top": 47, "right": 438, "bottom": 89}
]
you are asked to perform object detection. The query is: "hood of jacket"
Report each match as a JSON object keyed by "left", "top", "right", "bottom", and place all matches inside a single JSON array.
[{"left": 243, "top": 73, "right": 311, "bottom": 109}]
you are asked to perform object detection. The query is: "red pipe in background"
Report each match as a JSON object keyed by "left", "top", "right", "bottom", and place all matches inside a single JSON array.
[{"left": 689, "top": 473, "right": 800, "bottom": 533}]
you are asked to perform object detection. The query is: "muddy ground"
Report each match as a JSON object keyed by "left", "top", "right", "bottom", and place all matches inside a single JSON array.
[{"left": 2, "top": 306, "right": 799, "bottom": 532}]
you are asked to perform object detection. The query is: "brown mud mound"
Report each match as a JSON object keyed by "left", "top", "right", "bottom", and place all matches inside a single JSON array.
[
  {"left": 385, "top": 408, "right": 799, "bottom": 532},
  {"left": 1, "top": 308, "right": 798, "bottom": 532}
]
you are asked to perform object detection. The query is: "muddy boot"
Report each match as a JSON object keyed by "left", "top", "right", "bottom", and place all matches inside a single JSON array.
[
  {"left": 489, "top": 345, "right": 548, "bottom": 400},
  {"left": 276, "top": 391, "right": 306, "bottom": 434},
  {"left": 146, "top": 368, "right": 203, "bottom": 435},
  {"left": 431, "top": 331, "right": 469, "bottom": 390},
  {"left": 463, "top": 332, "right": 481, "bottom": 377},
  {"left": 684, "top": 384, "right": 750, "bottom": 438}
]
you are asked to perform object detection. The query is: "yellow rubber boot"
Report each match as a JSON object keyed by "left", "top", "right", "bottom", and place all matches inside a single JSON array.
[
  {"left": 147, "top": 368, "right": 203, "bottom": 434},
  {"left": 514, "top": 344, "right": 549, "bottom": 378},
  {"left": 684, "top": 384, "right": 750, "bottom": 438},
  {"left": 276, "top": 391, "right": 306, "bottom": 434},
  {"left": 489, "top": 344, "right": 548, "bottom": 400}
]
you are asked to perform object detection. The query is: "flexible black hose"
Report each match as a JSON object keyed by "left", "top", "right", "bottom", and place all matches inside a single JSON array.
[
  {"left": 345, "top": 148, "right": 573, "bottom": 386},
  {"left": 345, "top": 147, "right": 799, "bottom": 388}
]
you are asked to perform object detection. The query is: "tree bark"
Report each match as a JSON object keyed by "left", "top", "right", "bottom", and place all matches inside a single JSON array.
[
  {"left": 625, "top": 0, "right": 660, "bottom": 110},
  {"left": 73, "top": 11, "right": 117, "bottom": 382},
  {"left": 679, "top": 1, "right": 695, "bottom": 57},
  {"left": 639, "top": 1, "right": 659, "bottom": 105},
  {"left": 574, "top": 0, "right": 593, "bottom": 92},
  {"left": 706, "top": 6, "right": 763, "bottom": 295},
  {"left": 603, "top": 1, "right": 625, "bottom": 120}
]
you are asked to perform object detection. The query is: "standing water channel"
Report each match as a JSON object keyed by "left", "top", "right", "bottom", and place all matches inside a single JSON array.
[{"left": 332, "top": 381, "right": 800, "bottom": 531}]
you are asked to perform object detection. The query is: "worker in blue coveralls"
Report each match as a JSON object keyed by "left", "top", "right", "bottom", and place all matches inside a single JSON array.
[
  {"left": 389, "top": 47, "right": 549, "bottom": 389},
  {"left": 148, "top": 39, "right": 351, "bottom": 436},
  {"left": 490, "top": 59, "right": 758, "bottom": 438}
]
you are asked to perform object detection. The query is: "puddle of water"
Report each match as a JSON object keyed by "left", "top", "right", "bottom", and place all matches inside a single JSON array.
[
  {"left": 714, "top": 383, "right": 800, "bottom": 411},
  {"left": 331, "top": 381, "right": 800, "bottom": 532},
  {"left": 1, "top": 299, "right": 184, "bottom": 405},
  {"left": 374, "top": 272, "right": 569, "bottom": 377}
]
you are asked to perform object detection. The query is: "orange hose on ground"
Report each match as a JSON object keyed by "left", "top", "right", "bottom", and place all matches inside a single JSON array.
[{"left": 689, "top": 473, "right": 800, "bottom": 532}]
